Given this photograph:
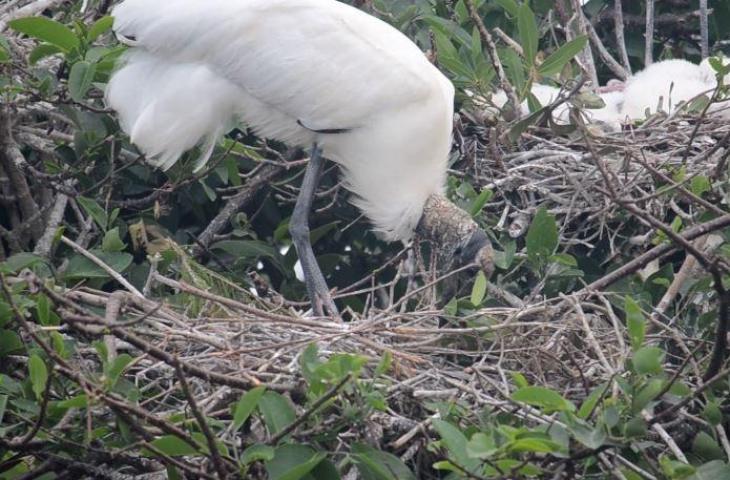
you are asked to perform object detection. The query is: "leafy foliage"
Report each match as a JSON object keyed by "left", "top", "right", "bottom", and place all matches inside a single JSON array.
[{"left": 1, "top": 0, "right": 730, "bottom": 479}]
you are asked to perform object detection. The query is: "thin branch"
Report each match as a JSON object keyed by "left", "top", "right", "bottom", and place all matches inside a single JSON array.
[
  {"left": 614, "top": 0, "right": 632, "bottom": 74},
  {"left": 700, "top": 0, "right": 709, "bottom": 58},
  {"left": 465, "top": 0, "right": 521, "bottom": 115},
  {"left": 645, "top": 0, "right": 655, "bottom": 66}
]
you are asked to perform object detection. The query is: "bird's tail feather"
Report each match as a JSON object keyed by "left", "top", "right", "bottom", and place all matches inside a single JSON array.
[{"left": 105, "top": 51, "right": 242, "bottom": 171}]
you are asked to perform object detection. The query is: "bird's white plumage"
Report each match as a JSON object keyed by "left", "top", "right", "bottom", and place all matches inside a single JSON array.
[
  {"left": 621, "top": 59, "right": 715, "bottom": 119},
  {"left": 106, "top": 0, "right": 454, "bottom": 241}
]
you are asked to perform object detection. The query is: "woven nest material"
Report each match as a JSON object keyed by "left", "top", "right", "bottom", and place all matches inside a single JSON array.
[{"left": 15, "top": 109, "right": 729, "bottom": 476}]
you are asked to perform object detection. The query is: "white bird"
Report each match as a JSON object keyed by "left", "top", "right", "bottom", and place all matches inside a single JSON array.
[
  {"left": 620, "top": 58, "right": 730, "bottom": 120},
  {"left": 105, "top": 0, "right": 494, "bottom": 316}
]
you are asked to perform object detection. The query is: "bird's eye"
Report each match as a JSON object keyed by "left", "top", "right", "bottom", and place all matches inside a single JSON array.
[{"left": 453, "top": 247, "right": 462, "bottom": 257}]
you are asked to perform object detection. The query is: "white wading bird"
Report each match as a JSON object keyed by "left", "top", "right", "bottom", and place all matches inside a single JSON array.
[
  {"left": 621, "top": 57, "right": 730, "bottom": 120},
  {"left": 105, "top": 0, "right": 494, "bottom": 317}
]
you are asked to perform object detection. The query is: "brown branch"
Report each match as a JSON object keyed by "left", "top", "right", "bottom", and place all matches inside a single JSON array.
[
  {"left": 700, "top": 0, "right": 709, "bottom": 58},
  {"left": 645, "top": 0, "right": 655, "bottom": 66},
  {"left": 613, "top": 0, "right": 632, "bottom": 74},
  {"left": 195, "top": 163, "right": 283, "bottom": 253},
  {"left": 0, "top": 106, "right": 43, "bottom": 243},
  {"left": 174, "top": 361, "right": 232, "bottom": 479},
  {"left": 465, "top": 0, "right": 520, "bottom": 115}
]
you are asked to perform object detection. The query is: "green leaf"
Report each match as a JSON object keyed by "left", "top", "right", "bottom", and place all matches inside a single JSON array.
[
  {"left": 233, "top": 386, "right": 266, "bottom": 430},
  {"left": 688, "top": 461, "right": 730, "bottom": 480},
  {"left": 35, "top": 294, "right": 51, "bottom": 326},
  {"left": 495, "top": 0, "right": 519, "bottom": 16},
  {"left": 625, "top": 296, "right": 646, "bottom": 350},
  {"left": 470, "top": 270, "right": 488, "bottom": 306},
  {"left": 88, "top": 16, "right": 114, "bottom": 42},
  {"left": 538, "top": 36, "right": 588, "bottom": 76},
  {"left": 512, "top": 386, "right": 575, "bottom": 413},
  {"left": 691, "top": 175, "right": 711, "bottom": 197},
  {"left": 468, "top": 189, "right": 493, "bottom": 217},
  {"left": 77, "top": 196, "right": 108, "bottom": 231},
  {"left": 0, "top": 37, "right": 9, "bottom": 63},
  {"left": 508, "top": 438, "right": 561, "bottom": 453},
  {"left": 578, "top": 383, "right": 607, "bottom": 419},
  {"left": 526, "top": 207, "right": 558, "bottom": 267},
  {"left": 517, "top": 3, "right": 539, "bottom": 66},
  {"left": 29, "top": 43, "right": 63, "bottom": 64},
  {"left": 466, "top": 432, "right": 497, "bottom": 459},
  {"left": 693, "top": 432, "right": 725, "bottom": 461},
  {"left": 101, "top": 228, "right": 126, "bottom": 253},
  {"left": 0, "top": 394, "right": 7, "bottom": 428},
  {"left": 29, "top": 354, "right": 48, "bottom": 399},
  {"left": 258, "top": 392, "right": 296, "bottom": 437},
  {"left": 0, "top": 330, "right": 24, "bottom": 356},
  {"left": 211, "top": 240, "right": 277, "bottom": 259},
  {"left": 703, "top": 401, "right": 723, "bottom": 426},
  {"left": 375, "top": 351, "right": 392, "bottom": 376},
  {"left": 106, "top": 354, "right": 133, "bottom": 388},
  {"left": 68, "top": 61, "right": 97, "bottom": 102},
  {"left": 242, "top": 444, "right": 275, "bottom": 465},
  {"left": 623, "top": 417, "right": 647, "bottom": 438},
  {"left": 351, "top": 442, "right": 416, "bottom": 480},
  {"left": 432, "top": 420, "right": 480, "bottom": 473},
  {"left": 265, "top": 444, "right": 325, "bottom": 480},
  {"left": 147, "top": 435, "right": 201, "bottom": 457},
  {"left": 633, "top": 346, "right": 664, "bottom": 375},
  {"left": 63, "top": 251, "right": 133, "bottom": 280},
  {"left": 9, "top": 17, "right": 79, "bottom": 52}
]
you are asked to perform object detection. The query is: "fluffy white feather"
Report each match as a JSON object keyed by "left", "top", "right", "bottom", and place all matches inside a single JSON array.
[
  {"left": 621, "top": 59, "right": 714, "bottom": 119},
  {"left": 106, "top": 0, "right": 453, "bottom": 241}
]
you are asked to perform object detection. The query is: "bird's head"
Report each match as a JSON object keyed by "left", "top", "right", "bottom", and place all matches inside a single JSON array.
[{"left": 416, "top": 193, "right": 494, "bottom": 279}]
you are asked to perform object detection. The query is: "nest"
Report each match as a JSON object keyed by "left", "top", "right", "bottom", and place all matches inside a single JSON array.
[{"left": 13, "top": 110, "right": 728, "bottom": 477}]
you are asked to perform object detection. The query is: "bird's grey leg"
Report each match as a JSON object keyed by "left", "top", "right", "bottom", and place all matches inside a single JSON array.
[{"left": 289, "top": 144, "right": 339, "bottom": 318}]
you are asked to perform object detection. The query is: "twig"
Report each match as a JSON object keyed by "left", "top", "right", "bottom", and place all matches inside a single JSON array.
[
  {"left": 700, "top": 0, "right": 709, "bottom": 58},
  {"left": 60, "top": 235, "right": 144, "bottom": 298},
  {"left": 614, "top": 0, "right": 632, "bottom": 74},
  {"left": 645, "top": 0, "right": 655, "bottom": 66},
  {"left": 465, "top": 0, "right": 520, "bottom": 116},
  {"left": 174, "top": 360, "right": 232, "bottom": 479},
  {"left": 570, "top": 0, "right": 599, "bottom": 87},
  {"left": 195, "top": 163, "right": 284, "bottom": 253}
]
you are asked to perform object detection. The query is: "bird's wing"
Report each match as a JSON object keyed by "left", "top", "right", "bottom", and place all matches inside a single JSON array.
[{"left": 111, "top": 0, "right": 441, "bottom": 131}]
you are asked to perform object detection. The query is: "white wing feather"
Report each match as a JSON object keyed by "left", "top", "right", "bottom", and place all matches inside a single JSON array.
[{"left": 106, "top": 0, "right": 453, "bottom": 240}]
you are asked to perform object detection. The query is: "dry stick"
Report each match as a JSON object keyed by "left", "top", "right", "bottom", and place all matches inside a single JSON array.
[
  {"left": 0, "top": 277, "right": 217, "bottom": 480},
  {"left": 465, "top": 0, "right": 520, "bottom": 116},
  {"left": 703, "top": 274, "right": 729, "bottom": 380},
  {"left": 700, "top": 0, "right": 709, "bottom": 58},
  {"left": 33, "top": 200, "right": 65, "bottom": 258},
  {"left": 35, "top": 279, "right": 298, "bottom": 392},
  {"left": 648, "top": 235, "right": 713, "bottom": 328},
  {"left": 174, "top": 361, "right": 232, "bottom": 480},
  {"left": 645, "top": 0, "right": 655, "bottom": 66},
  {"left": 0, "top": 106, "right": 43, "bottom": 242},
  {"left": 583, "top": 15, "right": 629, "bottom": 81},
  {"left": 195, "top": 163, "right": 283, "bottom": 253},
  {"left": 0, "top": 0, "right": 69, "bottom": 31},
  {"left": 570, "top": 0, "right": 599, "bottom": 88},
  {"left": 60, "top": 235, "right": 144, "bottom": 298},
  {"left": 650, "top": 364, "right": 730, "bottom": 424},
  {"left": 614, "top": 0, "right": 632, "bottom": 74}
]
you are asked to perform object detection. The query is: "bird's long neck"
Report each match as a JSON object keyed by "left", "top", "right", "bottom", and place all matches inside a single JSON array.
[{"left": 416, "top": 193, "right": 480, "bottom": 250}]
